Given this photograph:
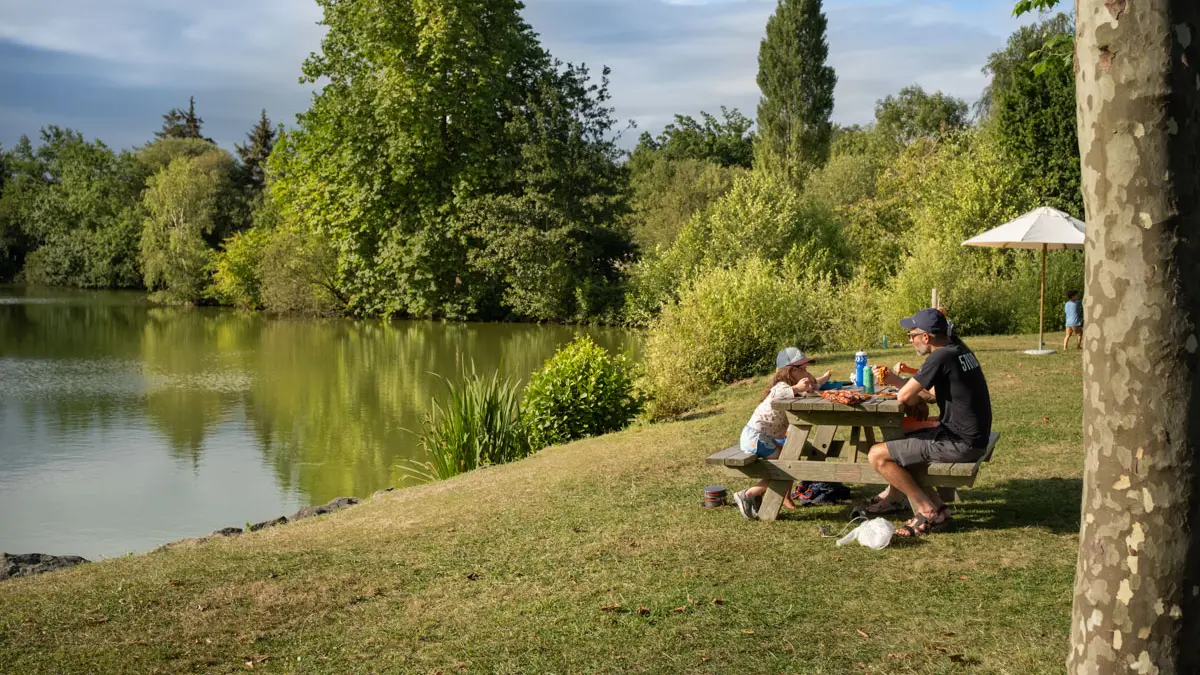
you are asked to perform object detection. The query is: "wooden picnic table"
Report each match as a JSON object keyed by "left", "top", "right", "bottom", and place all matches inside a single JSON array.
[{"left": 706, "top": 393, "right": 999, "bottom": 522}]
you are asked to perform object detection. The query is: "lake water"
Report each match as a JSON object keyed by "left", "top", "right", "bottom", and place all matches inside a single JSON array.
[{"left": 0, "top": 286, "right": 637, "bottom": 559}]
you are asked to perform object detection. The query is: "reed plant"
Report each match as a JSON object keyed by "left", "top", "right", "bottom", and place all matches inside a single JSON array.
[{"left": 413, "top": 366, "right": 532, "bottom": 480}]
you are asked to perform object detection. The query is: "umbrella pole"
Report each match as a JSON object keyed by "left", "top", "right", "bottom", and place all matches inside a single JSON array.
[{"left": 1039, "top": 243, "right": 1047, "bottom": 351}]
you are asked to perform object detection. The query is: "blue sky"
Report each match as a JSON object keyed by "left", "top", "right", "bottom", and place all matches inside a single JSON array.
[{"left": 0, "top": 0, "right": 1031, "bottom": 153}]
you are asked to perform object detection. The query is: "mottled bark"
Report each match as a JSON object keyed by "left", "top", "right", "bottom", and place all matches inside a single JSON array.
[{"left": 1070, "top": 1, "right": 1200, "bottom": 673}]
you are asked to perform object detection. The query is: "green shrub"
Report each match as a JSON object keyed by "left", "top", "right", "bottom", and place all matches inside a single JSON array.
[
  {"left": 642, "top": 258, "right": 825, "bottom": 419},
  {"left": 258, "top": 226, "right": 343, "bottom": 316},
  {"left": 883, "top": 236, "right": 1021, "bottom": 338},
  {"left": 414, "top": 367, "right": 532, "bottom": 480},
  {"left": 621, "top": 249, "right": 686, "bottom": 328},
  {"left": 622, "top": 170, "right": 847, "bottom": 326},
  {"left": 805, "top": 273, "right": 886, "bottom": 352},
  {"left": 211, "top": 226, "right": 269, "bottom": 309},
  {"left": 522, "top": 336, "right": 641, "bottom": 449},
  {"left": 626, "top": 157, "right": 744, "bottom": 250},
  {"left": 1007, "top": 249, "right": 1085, "bottom": 333}
]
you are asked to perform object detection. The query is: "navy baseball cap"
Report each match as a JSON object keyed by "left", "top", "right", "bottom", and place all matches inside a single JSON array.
[{"left": 899, "top": 308, "right": 949, "bottom": 334}]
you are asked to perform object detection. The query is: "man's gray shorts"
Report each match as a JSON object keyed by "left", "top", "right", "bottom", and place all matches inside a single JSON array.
[{"left": 885, "top": 427, "right": 985, "bottom": 467}]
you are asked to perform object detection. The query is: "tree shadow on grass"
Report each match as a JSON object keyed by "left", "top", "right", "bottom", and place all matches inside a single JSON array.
[
  {"left": 676, "top": 407, "right": 724, "bottom": 422},
  {"left": 772, "top": 478, "right": 1082, "bottom": 536},
  {"left": 952, "top": 477, "right": 1082, "bottom": 535}
]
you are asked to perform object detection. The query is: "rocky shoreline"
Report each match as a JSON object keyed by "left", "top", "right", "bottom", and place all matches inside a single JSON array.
[{"left": 1, "top": 489, "right": 394, "bottom": 582}]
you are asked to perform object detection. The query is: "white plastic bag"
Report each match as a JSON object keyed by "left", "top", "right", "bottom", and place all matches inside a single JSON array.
[{"left": 835, "top": 517, "right": 895, "bottom": 550}]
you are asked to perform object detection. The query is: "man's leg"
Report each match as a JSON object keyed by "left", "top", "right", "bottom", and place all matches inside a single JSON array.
[
  {"left": 1063, "top": 328, "right": 1071, "bottom": 351},
  {"left": 867, "top": 442, "right": 938, "bottom": 518},
  {"left": 869, "top": 419, "right": 939, "bottom": 506}
]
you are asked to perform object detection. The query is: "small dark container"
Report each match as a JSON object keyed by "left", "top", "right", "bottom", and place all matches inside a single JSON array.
[{"left": 702, "top": 485, "right": 728, "bottom": 508}]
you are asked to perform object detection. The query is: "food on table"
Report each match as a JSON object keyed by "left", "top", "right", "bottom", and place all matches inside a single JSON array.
[
  {"left": 820, "top": 390, "right": 872, "bottom": 405},
  {"left": 873, "top": 364, "right": 892, "bottom": 383}
]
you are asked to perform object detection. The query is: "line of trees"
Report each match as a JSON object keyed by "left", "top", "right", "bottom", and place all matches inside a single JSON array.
[
  {"left": 0, "top": 104, "right": 277, "bottom": 304},
  {"left": 0, "top": 0, "right": 1082, "bottom": 333}
]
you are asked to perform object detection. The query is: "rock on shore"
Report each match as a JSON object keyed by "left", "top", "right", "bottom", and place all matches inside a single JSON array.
[{"left": 1, "top": 553, "right": 90, "bottom": 581}]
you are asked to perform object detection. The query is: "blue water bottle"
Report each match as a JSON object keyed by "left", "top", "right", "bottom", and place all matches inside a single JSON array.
[{"left": 854, "top": 351, "right": 868, "bottom": 388}]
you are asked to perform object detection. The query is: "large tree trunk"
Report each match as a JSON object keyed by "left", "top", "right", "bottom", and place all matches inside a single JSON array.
[{"left": 1070, "top": 1, "right": 1200, "bottom": 673}]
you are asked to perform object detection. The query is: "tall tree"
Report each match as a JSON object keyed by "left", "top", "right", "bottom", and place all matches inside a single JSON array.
[
  {"left": 235, "top": 109, "right": 276, "bottom": 192},
  {"left": 993, "top": 42, "right": 1081, "bottom": 215},
  {"left": 0, "top": 143, "right": 23, "bottom": 281},
  {"left": 1069, "top": 0, "right": 1200, "bottom": 672},
  {"left": 273, "top": 0, "right": 550, "bottom": 317},
  {"left": 140, "top": 149, "right": 239, "bottom": 303},
  {"left": 155, "top": 96, "right": 210, "bottom": 142},
  {"left": 4, "top": 128, "right": 144, "bottom": 288},
  {"left": 272, "top": 0, "right": 631, "bottom": 321},
  {"left": 754, "top": 0, "right": 837, "bottom": 186},
  {"left": 978, "top": 13, "right": 1073, "bottom": 118},
  {"left": 873, "top": 85, "right": 968, "bottom": 145}
]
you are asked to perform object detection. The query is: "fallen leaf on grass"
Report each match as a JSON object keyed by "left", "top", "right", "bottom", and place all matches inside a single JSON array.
[
  {"left": 636, "top": 606, "right": 651, "bottom": 616},
  {"left": 601, "top": 604, "right": 622, "bottom": 613},
  {"left": 242, "top": 655, "right": 270, "bottom": 669},
  {"left": 464, "top": 573, "right": 480, "bottom": 581},
  {"left": 887, "top": 653, "right": 909, "bottom": 660},
  {"left": 712, "top": 598, "right": 726, "bottom": 605},
  {"left": 672, "top": 606, "right": 688, "bottom": 614},
  {"left": 700, "top": 657, "right": 711, "bottom": 663},
  {"left": 959, "top": 575, "right": 970, "bottom": 581},
  {"left": 1041, "top": 417, "right": 1051, "bottom": 424},
  {"left": 742, "top": 630, "right": 755, "bottom": 635},
  {"left": 856, "top": 629, "right": 870, "bottom": 639}
]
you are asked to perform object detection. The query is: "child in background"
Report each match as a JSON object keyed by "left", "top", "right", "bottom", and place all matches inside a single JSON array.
[
  {"left": 1063, "top": 290, "right": 1083, "bottom": 351},
  {"left": 733, "top": 348, "right": 831, "bottom": 520}
]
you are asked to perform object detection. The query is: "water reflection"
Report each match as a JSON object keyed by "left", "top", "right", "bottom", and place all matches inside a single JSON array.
[{"left": 0, "top": 286, "right": 638, "bottom": 558}]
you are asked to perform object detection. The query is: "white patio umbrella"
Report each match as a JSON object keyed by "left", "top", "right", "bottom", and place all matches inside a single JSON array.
[{"left": 962, "top": 206, "right": 1086, "bottom": 355}]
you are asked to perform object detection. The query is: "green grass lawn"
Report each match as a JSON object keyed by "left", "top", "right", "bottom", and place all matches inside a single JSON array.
[{"left": 0, "top": 335, "right": 1084, "bottom": 674}]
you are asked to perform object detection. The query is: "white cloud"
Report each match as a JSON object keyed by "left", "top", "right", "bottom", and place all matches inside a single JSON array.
[
  {"left": 0, "top": 0, "right": 1032, "bottom": 150},
  {"left": 0, "top": 0, "right": 324, "bottom": 85},
  {"left": 525, "top": 0, "right": 1027, "bottom": 139}
]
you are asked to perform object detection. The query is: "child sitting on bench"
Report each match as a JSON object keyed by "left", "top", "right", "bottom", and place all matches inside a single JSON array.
[{"left": 733, "top": 348, "right": 831, "bottom": 520}]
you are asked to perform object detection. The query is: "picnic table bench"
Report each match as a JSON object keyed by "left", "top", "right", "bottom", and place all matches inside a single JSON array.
[{"left": 707, "top": 394, "right": 1000, "bottom": 522}]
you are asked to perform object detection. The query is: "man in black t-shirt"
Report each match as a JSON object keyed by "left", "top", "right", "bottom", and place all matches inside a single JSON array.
[{"left": 867, "top": 308, "right": 993, "bottom": 537}]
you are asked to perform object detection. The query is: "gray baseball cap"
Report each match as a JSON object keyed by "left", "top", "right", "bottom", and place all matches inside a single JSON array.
[{"left": 776, "top": 347, "right": 814, "bottom": 369}]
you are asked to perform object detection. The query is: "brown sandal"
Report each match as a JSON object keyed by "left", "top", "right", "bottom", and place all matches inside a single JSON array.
[
  {"left": 895, "top": 506, "right": 951, "bottom": 537},
  {"left": 863, "top": 495, "right": 909, "bottom": 515}
]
